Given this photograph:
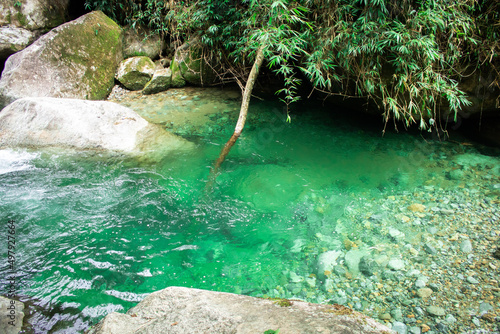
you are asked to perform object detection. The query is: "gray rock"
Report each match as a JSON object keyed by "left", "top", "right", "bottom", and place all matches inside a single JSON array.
[
  {"left": 0, "top": 11, "right": 123, "bottom": 108},
  {"left": 427, "top": 306, "right": 445, "bottom": 317},
  {"left": 388, "top": 258, "right": 405, "bottom": 271},
  {"left": 359, "top": 255, "right": 379, "bottom": 277},
  {"left": 317, "top": 250, "right": 342, "bottom": 278},
  {"left": 392, "top": 321, "right": 408, "bottom": 334},
  {"left": 424, "top": 243, "right": 438, "bottom": 255},
  {"left": 416, "top": 288, "right": 433, "bottom": 298},
  {"left": 467, "top": 276, "right": 480, "bottom": 284},
  {"left": 415, "top": 279, "right": 426, "bottom": 288},
  {"left": 390, "top": 308, "right": 403, "bottom": 321},
  {"left": 0, "top": 97, "right": 193, "bottom": 158},
  {"left": 460, "top": 239, "right": 473, "bottom": 253},
  {"left": 122, "top": 26, "right": 166, "bottom": 59},
  {"left": 345, "top": 249, "right": 369, "bottom": 276},
  {"left": 142, "top": 68, "right": 172, "bottom": 95},
  {"left": 0, "top": 0, "right": 68, "bottom": 30},
  {"left": 445, "top": 314, "right": 457, "bottom": 324},
  {"left": 409, "top": 326, "right": 421, "bottom": 334},
  {"left": 479, "top": 302, "right": 493, "bottom": 315},
  {"left": 115, "top": 56, "right": 156, "bottom": 91},
  {"left": 0, "top": 26, "right": 35, "bottom": 61},
  {"left": 0, "top": 296, "right": 24, "bottom": 334},
  {"left": 172, "top": 37, "right": 218, "bottom": 86},
  {"left": 389, "top": 227, "right": 405, "bottom": 240},
  {"left": 88, "top": 286, "right": 394, "bottom": 334}
]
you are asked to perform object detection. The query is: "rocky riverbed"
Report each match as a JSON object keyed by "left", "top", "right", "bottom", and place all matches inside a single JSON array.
[
  {"left": 107, "top": 85, "right": 500, "bottom": 334},
  {"left": 263, "top": 166, "right": 500, "bottom": 333}
]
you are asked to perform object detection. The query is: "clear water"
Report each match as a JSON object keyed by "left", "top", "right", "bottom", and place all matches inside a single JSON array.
[{"left": 1, "top": 89, "right": 499, "bottom": 333}]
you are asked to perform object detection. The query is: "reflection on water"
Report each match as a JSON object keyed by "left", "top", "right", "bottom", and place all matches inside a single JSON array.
[{"left": 1, "top": 90, "right": 499, "bottom": 333}]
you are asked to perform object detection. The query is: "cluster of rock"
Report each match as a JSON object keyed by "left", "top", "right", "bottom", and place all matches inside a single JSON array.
[
  {"left": 0, "top": 0, "right": 69, "bottom": 65},
  {"left": 114, "top": 36, "right": 218, "bottom": 95},
  {"left": 0, "top": 6, "right": 211, "bottom": 156}
]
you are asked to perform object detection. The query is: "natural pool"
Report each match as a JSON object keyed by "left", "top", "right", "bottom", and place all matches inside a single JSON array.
[{"left": 1, "top": 88, "right": 499, "bottom": 333}]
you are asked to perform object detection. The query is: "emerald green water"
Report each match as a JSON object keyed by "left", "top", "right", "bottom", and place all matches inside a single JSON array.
[{"left": 1, "top": 90, "right": 499, "bottom": 332}]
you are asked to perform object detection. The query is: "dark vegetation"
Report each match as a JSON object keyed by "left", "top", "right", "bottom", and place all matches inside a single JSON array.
[{"left": 84, "top": 0, "right": 499, "bottom": 131}]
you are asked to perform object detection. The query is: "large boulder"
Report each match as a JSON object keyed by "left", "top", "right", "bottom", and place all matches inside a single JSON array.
[
  {"left": 172, "top": 37, "right": 218, "bottom": 86},
  {"left": 88, "top": 286, "right": 394, "bottom": 334},
  {"left": 0, "top": 11, "right": 123, "bottom": 108},
  {"left": 0, "top": 0, "right": 69, "bottom": 31},
  {"left": 115, "top": 56, "right": 155, "bottom": 91},
  {"left": 0, "top": 97, "right": 193, "bottom": 157},
  {"left": 123, "top": 26, "right": 165, "bottom": 59}
]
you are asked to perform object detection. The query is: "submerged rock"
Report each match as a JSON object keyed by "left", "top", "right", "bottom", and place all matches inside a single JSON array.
[
  {"left": 0, "top": 97, "right": 193, "bottom": 157},
  {"left": 88, "top": 286, "right": 394, "bottom": 334},
  {"left": 317, "top": 250, "right": 342, "bottom": 278},
  {"left": 0, "top": 11, "right": 123, "bottom": 108}
]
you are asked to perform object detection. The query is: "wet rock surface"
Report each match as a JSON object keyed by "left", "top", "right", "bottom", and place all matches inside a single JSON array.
[{"left": 88, "top": 286, "right": 394, "bottom": 334}]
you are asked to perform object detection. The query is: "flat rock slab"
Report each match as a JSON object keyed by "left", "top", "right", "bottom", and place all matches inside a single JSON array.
[
  {"left": 89, "top": 286, "right": 394, "bottom": 334},
  {"left": 0, "top": 97, "right": 193, "bottom": 157}
]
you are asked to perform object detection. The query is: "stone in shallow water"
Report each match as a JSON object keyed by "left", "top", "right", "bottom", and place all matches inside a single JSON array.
[
  {"left": 467, "top": 276, "right": 480, "bottom": 284},
  {"left": 388, "top": 258, "right": 405, "bottom": 271},
  {"left": 416, "top": 288, "right": 433, "bottom": 298},
  {"left": 344, "top": 249, "right": 369, "bottom": 276},
  {"left": 445, "top": 314, "right": 457, "bottom": 324},
  {"left": 408, "top": 203, "right": 426, "bottom": 212},
  {"left": 316, "top": 250, "right": 342, "bottom": 278},
  {"left": 392, "top": 321, "right": 408, "bottom": 334},
  {"left": 460, "top": 239, "right": 473, "bottom": 253},
  {"left": 427, "top": 306, "right": 445, "bottom": 317},
  {"left": 424, "top": 243, "right": 438, "bottom": 255},
  {"left": 359, "top": 256, "right": 379, "bottom": 277},
  {"left": 479, "top": 302, "right": 493, "bottom": 315},
  {"left": 415, "top": 279, "right": 426, "bottom": 288}
]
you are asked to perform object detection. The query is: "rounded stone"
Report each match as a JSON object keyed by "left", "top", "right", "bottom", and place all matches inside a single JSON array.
[
  {"left": 417, "top": 288, "right": 433, "bottom": 298},
  {"left": 427, "top": 306, "right": 445, "bottom": 317}
]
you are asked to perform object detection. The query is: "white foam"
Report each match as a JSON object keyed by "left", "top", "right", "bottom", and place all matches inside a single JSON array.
[{"left": 0, "top": 149, "right": 39, "bottom": 175}]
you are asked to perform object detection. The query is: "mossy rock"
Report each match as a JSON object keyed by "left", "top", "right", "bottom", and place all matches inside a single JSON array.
[
  {"left": 142, "top": 68, "right": 172, "bottom": 95},
  {"left": 0, "top": 11, "right": 123, "bottom": 108},
  {"left": 173, "top": 38, "right": 218, "bottom": 86},
  {"left": 115, "top": 56, "right": 155, "bottom": 91},
  {"left": 170, "top": 57, "right": 186, "bottom": 88},
  {"left": 0, "top": 0, "right": 69, "bottom": 31}
]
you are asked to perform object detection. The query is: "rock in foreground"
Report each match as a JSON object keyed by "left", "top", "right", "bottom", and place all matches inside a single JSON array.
[
  {"left": 0, "top": 97, "right": 193, "bottom": 156},
  {"left": 89, "top": 286, "right": 394, "bottom": 334}
]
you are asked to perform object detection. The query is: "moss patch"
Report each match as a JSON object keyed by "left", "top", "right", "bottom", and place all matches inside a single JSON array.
[
  {"left": 42, "top": 11, "right": 123, "bottom": 100},
  {"left": 322, "top": 304, "right": 354, "bottom": 315}
]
